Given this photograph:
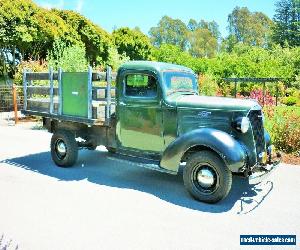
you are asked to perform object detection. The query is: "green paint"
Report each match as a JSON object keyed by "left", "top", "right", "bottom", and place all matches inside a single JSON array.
[
  {"left": 62, "top": 72, "right": 88, "bottom": 117},
  {"left": 115, "top": 61, "right": 268, "bottom": 172}
]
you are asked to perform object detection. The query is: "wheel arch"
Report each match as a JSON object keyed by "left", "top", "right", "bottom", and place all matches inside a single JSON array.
[
  {"left": 182, "top": 144, "right": 224, "bottom": 164},
  {"left": 160, "top": 128, "right": 247, "bottom": 173}
]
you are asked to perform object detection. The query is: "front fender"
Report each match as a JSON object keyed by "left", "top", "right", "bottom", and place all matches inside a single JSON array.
[{"left": 160, "top": 128, "right": 247, "bottom": 173}]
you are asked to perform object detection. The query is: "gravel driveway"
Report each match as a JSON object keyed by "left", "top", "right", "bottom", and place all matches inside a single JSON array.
[{"left": 0, "top": 123, "right": 299, "bottom": 250}]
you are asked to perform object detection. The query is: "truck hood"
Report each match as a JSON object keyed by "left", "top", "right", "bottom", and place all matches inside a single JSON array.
[{"left": 168, "top": 94, "right": 260, "bottom": 112}]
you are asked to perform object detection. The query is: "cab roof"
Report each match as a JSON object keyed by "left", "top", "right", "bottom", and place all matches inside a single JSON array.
[{"left": 120, "top": 61, "right": 194, "bottom": 74}]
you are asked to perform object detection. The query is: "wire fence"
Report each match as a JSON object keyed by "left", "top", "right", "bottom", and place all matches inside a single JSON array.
[{"left": 0, "top": 85, "right": 24, "bottom": 125}]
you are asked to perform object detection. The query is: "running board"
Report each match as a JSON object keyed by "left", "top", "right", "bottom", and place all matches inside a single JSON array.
[{"left": 107, "top": 153, "right": 177, "bottom": 175}]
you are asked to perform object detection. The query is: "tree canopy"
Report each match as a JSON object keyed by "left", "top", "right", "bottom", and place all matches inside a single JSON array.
[
  {"left": 112, "top": 27, "right": 153, "bottom": 60},
  {"left": 227, "top": 7, "right": 273, "bottom": 48},
  {"left": 149, "top": 16, "right": 220, "bottom": 58},
  {"left": 149, "top": 16, "right": 188, "bottom": 50},
  {"left": 0, "top": 0, "right": 299, "bottom": 95},
  {"left": 273, "top": 0, "right": 300, "bottom": 47},
  {"left": 52, "top": 9, "right": 112, "bottom": 65}
]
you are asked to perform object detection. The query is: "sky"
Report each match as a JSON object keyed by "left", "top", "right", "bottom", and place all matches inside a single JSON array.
[{"left": 34, "top": 0, "right": 277, "bottom": 37}]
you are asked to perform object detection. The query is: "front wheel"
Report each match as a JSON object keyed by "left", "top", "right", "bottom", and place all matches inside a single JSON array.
[
  {"left": 183, "top": 151, "right": 232, "bottom": 203},
  {"left": 51, "top": 130, "right": 78, "bottom": 167}
]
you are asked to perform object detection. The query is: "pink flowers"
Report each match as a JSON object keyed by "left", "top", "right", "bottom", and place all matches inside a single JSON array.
[{"left": 250, "top": 89, "right": 275, "bottom": 106}]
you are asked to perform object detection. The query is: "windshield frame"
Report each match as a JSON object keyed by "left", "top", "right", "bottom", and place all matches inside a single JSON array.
[{"left": 162, "top": 71, "right": 198, "bottom": 96}]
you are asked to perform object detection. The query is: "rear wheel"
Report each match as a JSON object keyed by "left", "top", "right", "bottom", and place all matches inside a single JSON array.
[
  {"left": 106, "top": 147, "right": 116, "bottom": 153},
  {"left": 51, "top": 130, "right": 78, "bottom": 167},
  {"left": 183, "top": 151, "right": 232, "bottom": 203},
  {"left": 87, "top": 144, "right": 97, "bottom": 150}
]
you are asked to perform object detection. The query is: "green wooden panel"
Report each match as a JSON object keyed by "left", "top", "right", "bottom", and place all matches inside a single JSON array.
[{"left": 62, "top": 72, "right": 88, "bottom": 117}]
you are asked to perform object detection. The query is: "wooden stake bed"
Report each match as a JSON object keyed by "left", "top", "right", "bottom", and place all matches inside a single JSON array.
[{"left": 21, "top": 66, "right": 116, "bottom": 127}]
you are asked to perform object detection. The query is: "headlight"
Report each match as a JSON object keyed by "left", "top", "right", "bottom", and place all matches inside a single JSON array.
[{"left": 233, "top": 117, "right": 250, "bottom": 133}]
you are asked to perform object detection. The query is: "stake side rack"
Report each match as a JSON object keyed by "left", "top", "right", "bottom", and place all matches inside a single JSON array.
[{"left": 22, "top": 66, "right": 117, "bottom": 126}]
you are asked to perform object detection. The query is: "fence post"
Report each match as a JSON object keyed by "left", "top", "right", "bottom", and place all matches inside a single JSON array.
[{"left": 12, "top": 85, "right": 18, "bottom": 124}]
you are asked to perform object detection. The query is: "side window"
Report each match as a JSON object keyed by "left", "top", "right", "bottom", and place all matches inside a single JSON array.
[{"left": 125, "top": 74, "right": 157, "bottom": 98}]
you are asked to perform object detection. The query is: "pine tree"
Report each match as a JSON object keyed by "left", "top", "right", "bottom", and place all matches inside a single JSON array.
[{"left": 273, "top": 0, "right": 300, "bottom": 46}]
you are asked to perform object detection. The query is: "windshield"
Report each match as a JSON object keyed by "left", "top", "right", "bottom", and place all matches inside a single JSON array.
[{"left": 163, "top": 71, "right": 198, "bottom": 95}]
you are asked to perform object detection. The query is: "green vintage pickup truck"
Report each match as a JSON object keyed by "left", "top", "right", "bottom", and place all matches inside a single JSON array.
[{"left": 22, "top": 61, "right": 280, "bottom": 203}]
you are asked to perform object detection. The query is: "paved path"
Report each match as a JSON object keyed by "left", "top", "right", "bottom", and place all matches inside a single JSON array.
[{"left": 0, "top": 124, "right": 299, "bottom": 250}]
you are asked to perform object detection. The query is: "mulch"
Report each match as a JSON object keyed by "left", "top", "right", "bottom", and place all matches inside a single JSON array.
[{"left": 281, "top": 153, "right": 300, "bottom": 165}]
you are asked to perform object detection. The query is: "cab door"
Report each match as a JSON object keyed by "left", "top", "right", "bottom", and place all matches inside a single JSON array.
[{"left": 116, "top": 70, "right": 164, "bottom": 155}]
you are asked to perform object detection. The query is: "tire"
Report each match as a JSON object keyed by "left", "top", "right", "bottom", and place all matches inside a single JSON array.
[
  {"left": 51, "top": 130, "right": 78, "bottom": 167},
  {"left": 106, "top": 147, "right": 116, "bottom": 153},
  {"left": 183, "top": 150, "right": 232, "bottom": 203},
  {"left": 87, "top": 145, "right": 97, "bottom": 150}
]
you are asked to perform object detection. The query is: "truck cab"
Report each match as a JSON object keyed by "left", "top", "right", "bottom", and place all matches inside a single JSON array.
[{"left": 22, "top": 61, "right": 280, "bottom": 203}]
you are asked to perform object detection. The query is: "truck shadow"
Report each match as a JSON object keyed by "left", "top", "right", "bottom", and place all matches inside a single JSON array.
[{"left": 1, "top": 149, "right": 273, "bottom": 214}]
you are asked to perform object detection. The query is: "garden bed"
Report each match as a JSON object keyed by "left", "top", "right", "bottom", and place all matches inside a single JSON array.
[
  {"left": 264, "top": 106, "right": 300, "bottom": 166},
  {"left": 281, "top": 153, "right": 300, "bottom": 165}
]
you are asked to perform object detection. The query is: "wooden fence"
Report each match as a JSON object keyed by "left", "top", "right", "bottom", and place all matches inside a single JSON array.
[{"left": 0, "top": 85, "right": 23, "bottom": 124}]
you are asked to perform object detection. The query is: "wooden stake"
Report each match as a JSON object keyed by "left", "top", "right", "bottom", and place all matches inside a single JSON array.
[{"left": 12, "top": 85, "right": 18, "bottom": 124}]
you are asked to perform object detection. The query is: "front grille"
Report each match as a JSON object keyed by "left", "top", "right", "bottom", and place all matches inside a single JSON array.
[{"left": 248, "top": 110, "right": 265, "bottom": 156}]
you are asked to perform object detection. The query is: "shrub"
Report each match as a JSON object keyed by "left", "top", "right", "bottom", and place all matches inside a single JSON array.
[
  {"left": 250, "top": 89, "right": 275, "bottom": 106},
  {"left": 282, "top": 96, "right": 297, "bottom": 106},
  {"left": 14, "top": 59, "right": 48, "bottom": 85},
  {"left": 198, "top": 74, "right": 219, "bottom": 96},
  {"left": 264, "top": 107, "right": 300, "bottom": 154},
  {"left": 106, "top": 46, "right": 129, "bottom": 71},
  {"left": 47, "top": 39, "right": 89, "bottom": 72}
]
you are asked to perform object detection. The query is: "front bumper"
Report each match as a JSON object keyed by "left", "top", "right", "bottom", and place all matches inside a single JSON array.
[{"left": 249, "top": 151, "right": 281, "bottom": 184}]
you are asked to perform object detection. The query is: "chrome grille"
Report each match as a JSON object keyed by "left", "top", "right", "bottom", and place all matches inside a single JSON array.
[{"left": 248, "top": 110, "right": 265, "bottom": 156}]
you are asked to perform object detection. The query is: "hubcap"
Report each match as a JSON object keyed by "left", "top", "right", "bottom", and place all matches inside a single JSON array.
[
  {"left": 197, "top": 168, "right": 215, "bottom": 188},
  {"left": 55, "top": 139, "right": 67, "bottom": 159},
  {"left": 192, "top": 164, "right": 219, "bottom": 194}
]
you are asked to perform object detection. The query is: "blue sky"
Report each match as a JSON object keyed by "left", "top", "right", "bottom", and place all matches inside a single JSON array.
[{"left": 34, "top": 0, "right": 277, "bottom": 37}]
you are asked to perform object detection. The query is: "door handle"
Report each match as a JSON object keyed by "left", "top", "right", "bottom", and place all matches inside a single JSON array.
[{"left": 119, "top": 101, "right": 126, "bottom": 106}]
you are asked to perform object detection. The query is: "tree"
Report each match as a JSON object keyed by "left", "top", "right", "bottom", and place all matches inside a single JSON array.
[
  {"left": 273, "top": 0, "right": 300, "bottom": 47},
  {"left": 106, "top": 46, "right": 129, "bottom": 70},
  {"left": 187, "top": 19, "right": 198, "bottom": 32},
  {"left": 47, "top": 39, "right": 89, "bottom": 72},
  {"left": 188, "top": 28, "right": 218, "bottom": 58},
  {"left": 228, "top": 7, "right": 273, "bottom": 47},
  {"left": 149, "top": 16, "right": 188, "bottom": 50},
  {"left": 112, "top": 27, "right": 153, "bottom": 60},
  {"left": 34, "top": 9, "right": 78, "bottom": 60},
  {"left": 198, "top": 20, "right": 221, "bottom": 40},
  {"left": 152, "top": 44, "right": 193, "bottom": 66},
  {"left": 0, "top": 0, "right": 38, "bottom": 74},
  {"left": 53, "top": 9, "right": 113, "bottom": 66},
  {"left": 0, "top": 0, "right": 77, "bottom": 75}
]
